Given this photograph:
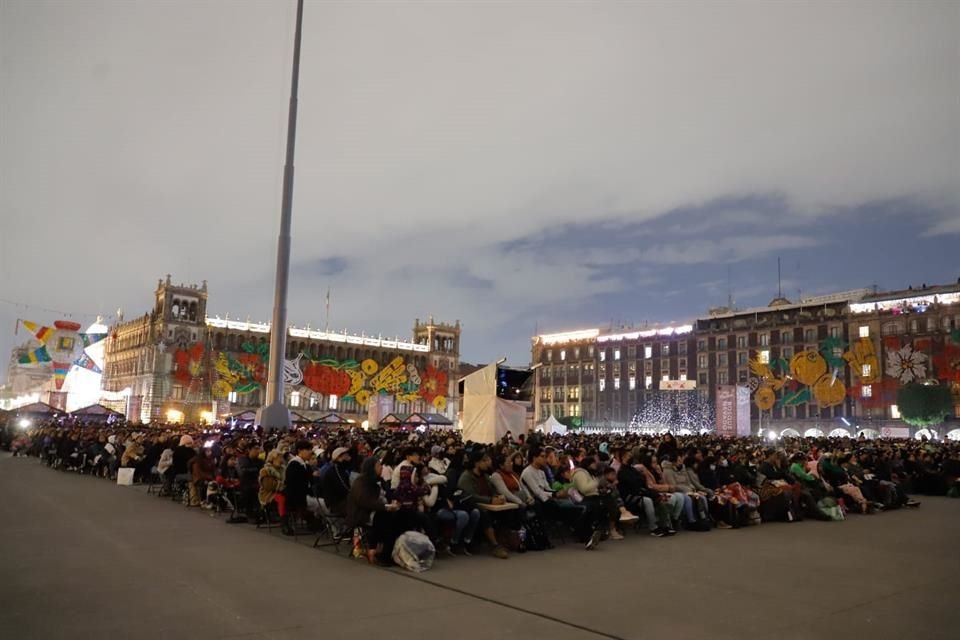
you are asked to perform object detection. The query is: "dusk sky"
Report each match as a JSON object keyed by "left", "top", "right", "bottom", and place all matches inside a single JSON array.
[{"left": 1, "top": 0, "right": 958, "bottom": 371}]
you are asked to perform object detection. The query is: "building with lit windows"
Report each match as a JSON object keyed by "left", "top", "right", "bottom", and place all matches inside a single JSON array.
[
  {"left": 532, "top": 279, "right": 960, "bottom": 435},
  {"left": 102, "top": 276, "right": 461, "bottom": 424}
]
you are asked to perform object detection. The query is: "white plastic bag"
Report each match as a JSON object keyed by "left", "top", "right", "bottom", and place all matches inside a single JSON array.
[
  {"left": 116, "top": 468, "right": 135, "bottom": 486},
  {"left": 391, "top": 531, "right": 436, "bottom": 572}
]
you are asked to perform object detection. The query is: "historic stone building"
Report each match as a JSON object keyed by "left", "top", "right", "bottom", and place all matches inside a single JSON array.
[
  {"left": 532, "top": 279, "right": 960, "bottom": 437},
  {"left": 102, "top": 276, "right": 461, "bottom": 424}
]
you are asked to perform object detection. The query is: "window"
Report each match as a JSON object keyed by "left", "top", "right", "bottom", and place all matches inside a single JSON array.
[
  {"left": 614, "top": 349, "right": 621, "bottom": 360},
  {"left": 738, "top": 369, "right": 748, "bottom": 383},
  {"left": 862, "top": 364, "right": 872, "bottom": 379},
  {"left": 574, "top": 347, "right": 580, "bottom": 359},
  {"left": 738, "top": 352, "right": 747, "bottom": 365},
  {"left": 645, "top": 375, "right": 653, "bottom": 390},
  {"left": 629, "top": 376, "right": 636, "bottom": 390},
  {"left": 718, "top": 371, "right": 728, "bottom": 384},
  {"left": 662, "top": 344, "right": 670, "bottom": 356},
  {"left": 698, "top": 340, "right": 706, "bottom": 351},
  {"left": 717, "top": 353, "right": 728, "bottom": 366},
  {"left": 228, "top": 391, "right": 238, "bottom": 403},
  {"left": 759, "top": 334, "right": 769, "bottom": 346},
  {"left": 804, "top": 329, "right": 815, "bottom": 342},
  {"left": 290, "top": 391, "right": 301, "bottom": 408},
  {"left": 560, "top": 350, "right": 566, "bottom": 361},
  {"left": 662, "top": 373, "right": 670, "bottom": 382},
  {"left": 698, "top": 373, "right": 707, "bottom": 385},
  {"left": 678, "top": 342, "right": 687, "bottom": 355},
  {"left": 890, "top": 404, "right": 900, "bottom": 419},
  {"left": 781, "top": 331, "right": 792, "bottom": 344},
  {"left": 759, "top": 350, "right": 770, "bottom": 364},
  {"left": 881, "top": 322, "right": 902, "bottom": 336},
  {"left": 698, "top": 354, "right": 708, "bottom": 368},
  {"left": 328, "top": 394, "right": 338, "bottom": 410},
  {"left": 546, "top": 350, "right": 553, "bottom": 362},
  {"left": 627, "top": 345, "right": 636, "bottom": 358},
  {"left": 599, "top": 379, "right": 606, "bottom": 391},
  {"left": 718, "top": 337, "right": 727, "bottom": 349},
  {"left": 680, "top": 373, "right": 687, "bottom": 381},
  {"left": 588, "top": 346, "right": 594, "bottom": 357},
  {"left": 859, "top": 326, "right": 870, "bottom": 338},
  {"left": 644, "top": 345, "right": 652, "bottom": 359},
  {"left": 613, "top": 378, "right": 621, "bottom": 390},
  {"left": 830, "top": 326, "right": 841, "bottom": 338},
  {"left": 600, "top": 350, "right": 606, "bottom": 362},
  {"left": 737, "top": 336, "right": 747, "bottom": 349},
  {"left": 783, "top": 347, "right": 792, "bottom": 358},
  {"left": 862, "top": 385, "right": 872, "bottom": 398},
  {"left": 568, "top": 386, "right": 580, "bottom": 400}
]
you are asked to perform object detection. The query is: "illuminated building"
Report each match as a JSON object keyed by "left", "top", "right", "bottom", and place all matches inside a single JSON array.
[{"left": 102, "top": 276, "right": 460, "bottom": 424}]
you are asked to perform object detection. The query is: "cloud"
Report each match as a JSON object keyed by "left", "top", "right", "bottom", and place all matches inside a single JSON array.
[{"left": 0, "top": 0, "right": 957, "bottom": 365}]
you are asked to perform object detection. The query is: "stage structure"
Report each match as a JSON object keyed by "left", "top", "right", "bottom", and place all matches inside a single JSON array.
[{"left": 460, "top": 361, "right": 534, "bottom": 444}]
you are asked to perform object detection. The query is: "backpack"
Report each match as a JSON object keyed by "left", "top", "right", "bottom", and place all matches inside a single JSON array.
[
  {"left": 391, "top": 531, "right": 436, "bottom": 573},
  {"left": 522, "top": 516, "right": 552, "bottom": 551}
]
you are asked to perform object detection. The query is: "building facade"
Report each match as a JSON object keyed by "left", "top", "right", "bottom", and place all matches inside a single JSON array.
[
  {"left": 532, "top": 279, "right": 960, "bottom": 435},
  {"left": 102, "top": 276, "right": 461, "bottom": 424}
]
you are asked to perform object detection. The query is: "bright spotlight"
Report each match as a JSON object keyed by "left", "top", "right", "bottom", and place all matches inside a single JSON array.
[{"left": 18, "top": 418, "right": 31, "bottom": 429}]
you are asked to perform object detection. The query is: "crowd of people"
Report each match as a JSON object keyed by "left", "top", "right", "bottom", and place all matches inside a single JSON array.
[{"left": 3, "top": 418, "right": 959, "bottom": 568}]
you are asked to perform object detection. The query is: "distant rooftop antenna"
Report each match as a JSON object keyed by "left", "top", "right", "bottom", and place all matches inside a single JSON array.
[
  {"left": 726, "top": 265, "right": 733, "bottom": 309},
  {"left": 777, "top": 257, "right": 782, "bottom": 299}
]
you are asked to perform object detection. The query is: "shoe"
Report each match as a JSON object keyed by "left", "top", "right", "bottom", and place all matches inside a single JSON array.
[
  {"left": 608, "top": 530, "right": 625, "bottom": 540},
  {"left": 585, "top": 530, "right": 603, "bottom": 550},
  {"left": 619, "top": 512, "right": 640, "bottom": 523},
  {"left": 905, "top": 499, "right": 920, "bottom": 508},
  {"left": 665, "top": 527, "right": 677, "bottom": 536},
  {"left": 491, "top": 546, "right": 509, "bottom": 559},
  {"left": 649, "top": 528, "right": 667, "bottom": 537},
  {"left": 716, "top": 521, "right": 733, "bottom": 529}
]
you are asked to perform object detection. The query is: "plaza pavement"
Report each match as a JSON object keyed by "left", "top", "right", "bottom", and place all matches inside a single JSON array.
[{"left": 0, "top": 453, "right": 957, "bottom": 640}]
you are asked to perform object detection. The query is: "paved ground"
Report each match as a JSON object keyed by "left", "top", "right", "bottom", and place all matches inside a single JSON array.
[{"left": 1, "top": 454, "right": 958, "bottom": 640}]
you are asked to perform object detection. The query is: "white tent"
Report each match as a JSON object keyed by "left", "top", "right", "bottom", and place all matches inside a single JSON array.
[
  {"left": 535, "top": 414, "right": 567, "bottom": 435},
  {"left": 460, "top": 362, "right": 528, "bottom": 444}
]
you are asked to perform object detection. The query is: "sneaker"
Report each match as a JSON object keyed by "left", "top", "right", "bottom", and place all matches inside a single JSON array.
[
  {"left": 716, "top": 521, "right": 733, "bottom": 529},
  {"left": 619, "top": 512, "right": 640, "bottom": 523},
  {"left": 491, "top": 545, "right": 509, "bottom": 559},
  {"left": 608, "top": 530, "right": 625, "bottom": 540},
  {"left": 649, "top": 528, "right": 667, "bottom": 537},
  {"left": 665, "top": 527, "right": 677, "bottom": 536},
  {"left": 585, "top": 530, "right": 603, "bottom": 550},
  {"left": 905, "top": 499, "right": 921, "bottom": 508}
]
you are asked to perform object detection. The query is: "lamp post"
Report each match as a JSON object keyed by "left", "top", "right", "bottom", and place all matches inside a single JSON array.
[{"left": 258, "top": 0, "right": 304, "bottom": 431}]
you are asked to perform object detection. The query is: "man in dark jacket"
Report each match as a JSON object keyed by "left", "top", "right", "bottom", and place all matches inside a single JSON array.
[
  {"left": 616, "top": 450, "right": 671, "bottom": 536},
  {"left": 236, "top": 444, "right": 264, "bottom": 518},
  {"left": 282, "top": 440, "right": 315, "bottom": 535},
  {"left": 320, "top": 447, "right": 352, "bottom": 517}
]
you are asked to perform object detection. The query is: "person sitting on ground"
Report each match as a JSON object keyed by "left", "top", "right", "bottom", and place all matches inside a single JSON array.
[{"left": 457, "top": 450, "right": 510, "bottom": 559}]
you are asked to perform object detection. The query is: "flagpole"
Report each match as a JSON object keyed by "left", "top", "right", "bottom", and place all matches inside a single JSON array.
[
  {"left": 259, "top": 0, "right": 304, "bottom": 431},
  {"left": 325, "top": 288, "right": 330, "bottom": 333}
]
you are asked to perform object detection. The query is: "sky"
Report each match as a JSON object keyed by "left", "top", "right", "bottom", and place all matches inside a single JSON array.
[{"left": 1, "top": 0, "right": 959, "bottom": 375}]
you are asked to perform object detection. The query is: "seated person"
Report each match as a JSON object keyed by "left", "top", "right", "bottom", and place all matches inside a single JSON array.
[
  {"left": 347, "top": 456, "right": 401, "bottom": 565},
  {"left": 320, "top": 447, "right": 353, "bottom": 517},
  {"left": 457, "top": 451, "right": 510, "bottom": 559}
]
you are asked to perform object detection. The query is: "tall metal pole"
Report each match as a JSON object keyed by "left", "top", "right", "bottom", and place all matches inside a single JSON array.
[{"left": 258, "top": 0, "right": 304, "bottom": 431}]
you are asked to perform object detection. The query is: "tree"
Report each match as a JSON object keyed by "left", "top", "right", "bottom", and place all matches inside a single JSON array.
[{"left": 896, "top": 382, "right": 954, "bottom": 428}]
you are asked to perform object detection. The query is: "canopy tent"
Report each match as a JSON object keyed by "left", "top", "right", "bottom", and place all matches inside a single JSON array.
[
  {"left": 226, "top": 410, "right": 259, "bottom": 424},
  {"left": 289, "top": 411, "right": 313, "bottom": 425},
  {"left": 534, "top": 414, "right": 568, "bottom": 435},
  {"left": 313, "top": 412, "right": 353, "bottom": 425},
  {"left": 460, "top": 362, "right": 529, "bottom": 444},
  {"left": 14, "top": 401, "right": 61, "bottom": 417},
  {"left": 69, "top": 403, "right": 124, "bottom": 422},
  {"left": 379, "top": 412, "right": 454, "bottom": 428}
]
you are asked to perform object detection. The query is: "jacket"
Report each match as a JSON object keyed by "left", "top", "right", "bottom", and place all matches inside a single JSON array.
[
  {"left": 636, "top": 464, "right": 673, "bottom": 493},
  {"left": 320, "top": 462, "right": 352, "bottom": 515},
  {"left": 570, "top": 468, "right": 600, "bottom": 498},
  {"left": 284, "top": 457, "right": 312, "bottom": 510},
  {"left": 346, "top": 477, "right": 387, "bottom": 529},
  {"left": 458, "top": 470, "right": 495, "bottom": 504},
  {"left": 258, "top": 464, "right": 284, "bottom": 507},
  {"left": 490, "top": 470, "right": 532, "bottom": 505},
  {"left": 520, "top": 465, "right": 553, "bottom": 502},
  {"left": 660, "top": 460, "right": 695, "bottom": 493}
]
